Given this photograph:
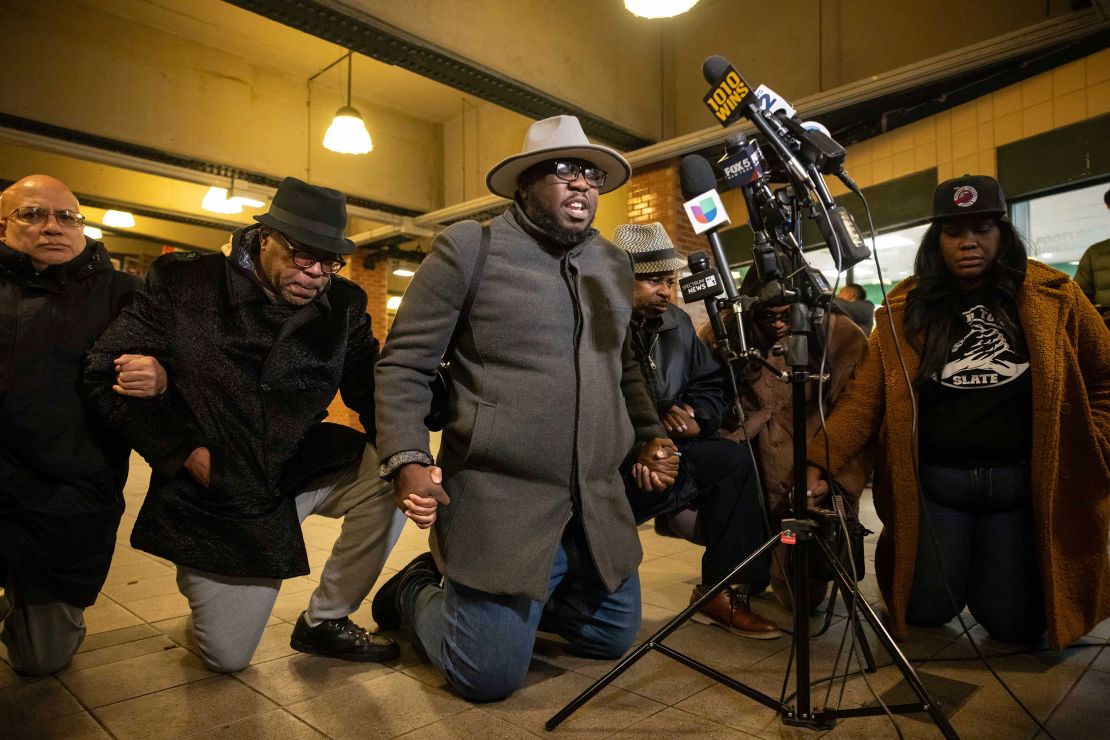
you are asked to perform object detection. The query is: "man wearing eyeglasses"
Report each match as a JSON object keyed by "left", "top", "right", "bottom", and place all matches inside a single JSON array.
[
  {"left": 0, "top": 174, "right": 146, "bottom": 674},
  {"left": 86, "top": 177, "right": 404, "bottom": 673},
  {"left": 372, "top": 116, "right": 677, "bottom": 701}
]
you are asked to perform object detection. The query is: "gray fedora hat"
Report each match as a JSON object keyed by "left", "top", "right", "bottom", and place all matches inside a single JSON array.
[
  {"left": 486, "top": 115, "right": 632, "bottom": 199},
  {"left": 614, "top": 223, "right": 688, "bottom": 274},
  {"left": 254, "top": 176, "right": 355, "bottom": 255}
]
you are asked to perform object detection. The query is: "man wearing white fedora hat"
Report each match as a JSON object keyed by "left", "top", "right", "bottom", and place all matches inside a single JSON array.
[
  {"left": 374, "top": 115, "right": 678, "bottom": 701},
  {"left": 617, "top": 222, "right": 781, "bottom": 640}
]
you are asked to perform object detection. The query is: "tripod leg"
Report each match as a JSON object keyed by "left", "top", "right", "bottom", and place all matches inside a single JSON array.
[
  {"left": 815, "top": 537, "right": 960, "bottom": 739},
  {"left": 546, "top": 534, "right": 784, "bottom": 730}
]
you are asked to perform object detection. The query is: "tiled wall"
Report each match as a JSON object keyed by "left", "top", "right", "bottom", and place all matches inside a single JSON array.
[{"left": 831, "top": 48, "right": 1110, "bottom": 195}]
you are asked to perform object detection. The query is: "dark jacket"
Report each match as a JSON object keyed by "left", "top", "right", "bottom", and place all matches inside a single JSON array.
[
  {"left": 85, "top": 227, "right": 378, "bottom": 579},
  {"left": 0, "top": 240, "right": 141, "bottom": 606},
  {"left": 630, "top": 303, "right": 726, "bottom": 436},
  {"left": 375, "top": 206, "right": 666, "bottom": 601}
]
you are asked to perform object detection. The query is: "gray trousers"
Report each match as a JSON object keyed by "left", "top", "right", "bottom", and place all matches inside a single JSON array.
[
  {"left": 0, "top": 579, "right": 86, "bottom": 676},
  {"left": 177, "top": 444, "right": 405, "bottom": 673}
]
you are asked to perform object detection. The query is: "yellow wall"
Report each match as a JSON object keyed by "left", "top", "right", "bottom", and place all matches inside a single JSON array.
[
  {"left": 1, "top": 0, "right": 444, "bottom": 213},
  {"left": 832, "top": 47, "right": 1110, "bottom": 195}
]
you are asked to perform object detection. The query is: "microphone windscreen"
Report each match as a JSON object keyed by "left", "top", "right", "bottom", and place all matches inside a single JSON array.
[
  {"left": 725, "top": 133, "right": 748, "bottom": 149},
  {"left": 679, "top": 155, "right": 718, "bottom": 200},
  {"left": 687, "top": 250, "right": 710, "bottom": 272},
  {"left": 702, "top": 55, "right": 731, "bottom": 85}
]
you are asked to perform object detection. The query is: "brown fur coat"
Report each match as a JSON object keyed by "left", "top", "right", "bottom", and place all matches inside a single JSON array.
[{"left": 807, "top": 262, "right": 1110, "bottom": 648}]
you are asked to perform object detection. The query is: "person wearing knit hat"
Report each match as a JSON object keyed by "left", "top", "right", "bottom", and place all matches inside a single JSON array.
[{"left": 615, "top": 222, "right": 781, "bottom": 639}]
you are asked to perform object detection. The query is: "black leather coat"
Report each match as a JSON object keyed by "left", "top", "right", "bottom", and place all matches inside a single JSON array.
[
  {"left": 629, "top": 303, "right": 727, "bottom": 436},
  {"left": 0, "top": 240, "right": 141, "bottom": 606},
  {"left": 85, "top": 227, "right": 378, "bottom": 579}
]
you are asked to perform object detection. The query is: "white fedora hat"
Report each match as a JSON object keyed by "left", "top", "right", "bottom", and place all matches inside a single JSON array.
[
  {"left": 486, "top": 115, "right": 632, "bottom": 199},
  {"left": 614, "top": 223, "right": 688, "bottom": 274}
]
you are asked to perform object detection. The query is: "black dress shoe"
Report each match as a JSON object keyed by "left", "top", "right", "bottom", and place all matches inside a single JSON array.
[
  {"left": 290, "top": 612, "right": 400, "bottom": 662},
  {"left": 371, "top": 552, "right": 440, "bottom": 632}
]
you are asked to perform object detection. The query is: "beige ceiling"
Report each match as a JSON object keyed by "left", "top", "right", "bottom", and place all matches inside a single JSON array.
[
  {"left": 83, "top": 0, "right": 487, "bottom": 124},
  {"left": 0, "top": 0, "right": 1090, "bottom": 256}
]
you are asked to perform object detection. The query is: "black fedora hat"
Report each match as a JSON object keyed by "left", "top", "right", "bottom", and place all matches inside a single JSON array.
[{"left": 254, "top": 177, "right": 355, "bottom": 255}]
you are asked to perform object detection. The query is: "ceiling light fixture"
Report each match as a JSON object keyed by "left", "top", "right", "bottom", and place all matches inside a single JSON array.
[
  {"left": 228, "top": 178, "right": 268, "bottom": 208},
  {"left": 323, "top": 52, "right": 373, "bottom": 155},
  {"left": 83, "top": 225, "right": 103, "bottom": 239},
  {"left": 202, "top": 187, "right": 244, "bottom": 215},
  {"left": 392, "top": 268, "right": 416, "bottom": 277},
  {"left": 624, "top": 0, "right": 699, "bottom": 19},
  {"left": 103, "top": 210, "right": 135, "bottom": 228},
  {"left": 386, "top": 295, "right": 402, "bottom": 310}
]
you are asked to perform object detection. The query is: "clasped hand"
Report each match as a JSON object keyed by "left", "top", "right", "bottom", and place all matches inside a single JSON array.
[
  {"left": 630, "top": 437, "right": 680, "bottom": 493},
  {"left": 393, "top": 464, "right": 451, "bottom": 529},
  {"left": 112, "top": 354, "right": 167, "bottom": 398},
  {"left": 662, "top": 403, "right": 700, "bottom": 439}
]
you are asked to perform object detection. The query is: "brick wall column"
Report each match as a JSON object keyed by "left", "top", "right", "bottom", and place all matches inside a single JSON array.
[
  {"left": 626, "top": 160, "right": 703, "bottom": 257},
  {"left": 626, "top": 160, "right": 710, "bottom": 326},
  {"left": 324, "top": 252, "right": 390, "bottom": 431}
]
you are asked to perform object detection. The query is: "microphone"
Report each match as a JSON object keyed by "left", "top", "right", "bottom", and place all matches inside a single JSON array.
[
  {"left": 702, "top": 55, "right": 870, "bottom": 271},
  {"left": 702, "top": 56, "right": 812, "bottom": 191},
  {"left": 718, "top": 134, "right": 765, "bottom": 190},
  {"left": 680, "top": 251, "right": 729, "bottom": 348},
  {"left": 679, "top": 154, "right": 738, "bottom": 301}
]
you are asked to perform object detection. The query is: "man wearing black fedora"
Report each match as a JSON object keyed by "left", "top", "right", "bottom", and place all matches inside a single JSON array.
[
  {"left": 373, "top": 115, "right": 678, "bottom": 701},
  {"left": 86, "top": 176, "right": 404, "bottom": 672}
]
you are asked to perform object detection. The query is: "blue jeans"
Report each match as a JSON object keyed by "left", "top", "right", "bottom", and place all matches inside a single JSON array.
[
  {"left": 410, "top": 517, "right": 641, "bottom": 702},
  {"left": 906, "top": 463, "right": 1046, "bottom": 643}
]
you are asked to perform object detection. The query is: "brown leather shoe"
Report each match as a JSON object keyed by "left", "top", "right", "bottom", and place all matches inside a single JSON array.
[{"left": 690, "top": 585, "right": 782, "bottom": 639}]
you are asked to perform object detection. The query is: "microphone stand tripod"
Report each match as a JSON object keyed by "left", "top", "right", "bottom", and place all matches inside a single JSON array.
[{"left": 545, "top": 248, "right": 958, "bottom": 739}]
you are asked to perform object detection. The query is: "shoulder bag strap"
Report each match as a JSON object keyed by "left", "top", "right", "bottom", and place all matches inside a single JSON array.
[{"left": 443, "top": 224, "right": 490, "bottom": 360}]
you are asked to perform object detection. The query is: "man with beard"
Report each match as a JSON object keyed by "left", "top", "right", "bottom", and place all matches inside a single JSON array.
[
  {"left": 86, "top": 177, "right": 404, "bottom": 673},
  {"left": 618, "top": 223, "right": 780, "bottom": 639},
  {"left": 372, "top": 115, "right": 678, "bottom": 701}
]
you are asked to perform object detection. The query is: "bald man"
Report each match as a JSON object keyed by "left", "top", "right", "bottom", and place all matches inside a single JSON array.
[{"left": 0, "top": 175, "right": 147, "bottom": 674}]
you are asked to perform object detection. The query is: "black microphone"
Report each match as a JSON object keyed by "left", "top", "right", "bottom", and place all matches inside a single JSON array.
[
  {"left": 702, "top": 55, "right": 870, "bottom": 271},
  {"left": 718, "top": 134, "right": 765, "bottom": 190},
  {"left": 679, "top": 154, "right": 738, "bottom": 302},
  {"left": 702, "top": 56, "right": 813, "bottom": 192},
  {"left": 681, "top": 251, "right": 729, "bottom": 347}
]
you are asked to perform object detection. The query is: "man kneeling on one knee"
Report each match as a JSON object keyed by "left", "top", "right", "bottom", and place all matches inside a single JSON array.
[
  {"left": 86, "top": 178, "right": 405, "bottom": 672},
  {"left": 618, "top": 223, "right": 780, "bottom": 639}
]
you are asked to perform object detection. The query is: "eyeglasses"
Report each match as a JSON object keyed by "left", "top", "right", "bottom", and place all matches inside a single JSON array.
[
  {"left": 552, "top": 161, "right": 607, "bottom": 189},
  {"left": 269, "top": 231, "right": 346, "bottom": 274},
  {"left": 4, "top": 206, "right": 86, "bottom": 229}
]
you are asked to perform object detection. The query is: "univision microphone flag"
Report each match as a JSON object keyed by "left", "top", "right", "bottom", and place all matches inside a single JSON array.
[{"left": 682, "top": 190, "right": 729, "bottom": 235}]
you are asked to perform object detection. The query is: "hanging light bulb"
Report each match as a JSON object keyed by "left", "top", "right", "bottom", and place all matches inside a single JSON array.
[
  {"left": 103, "top": 210, "right": 135, "bottom": 228},
  {"left": 624, "top": 0, "right": 699, "bottom": 18},
  {"left": 201, "top": 187, "right": 244, "bottom": 214},
  {"left": 324, "top": 52, "right": 373, "bottom": 155}
]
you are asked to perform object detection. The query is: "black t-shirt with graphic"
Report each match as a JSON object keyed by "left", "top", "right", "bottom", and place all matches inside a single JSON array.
[{"left": 918, "top": 290, "right": 1032, "bottom": 467}]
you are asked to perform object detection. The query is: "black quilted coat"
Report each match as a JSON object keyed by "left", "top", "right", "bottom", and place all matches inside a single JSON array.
[{"left": 85, "top": 227, "right": 377, "bottom": 579}]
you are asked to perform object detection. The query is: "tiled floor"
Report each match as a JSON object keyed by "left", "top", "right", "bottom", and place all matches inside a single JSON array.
[{"left": 3, "top": 454, "right": 1108, "bottom": 739}]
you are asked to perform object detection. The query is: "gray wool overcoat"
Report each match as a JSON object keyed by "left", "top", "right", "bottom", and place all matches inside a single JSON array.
[{"left": 375, "top": 206, "right": 665, "bottom": 600}]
